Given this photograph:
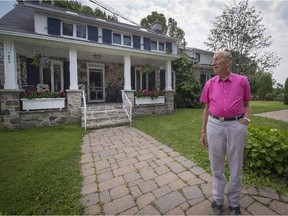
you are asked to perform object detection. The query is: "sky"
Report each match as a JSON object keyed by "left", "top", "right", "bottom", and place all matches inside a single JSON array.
[{"left": 0, "top": 0, "right": 287, "bottom": 85}]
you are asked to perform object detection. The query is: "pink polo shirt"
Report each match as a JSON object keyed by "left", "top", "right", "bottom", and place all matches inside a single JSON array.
[{"left": 200, "top": 73, "right": 250, "bottom": 117}]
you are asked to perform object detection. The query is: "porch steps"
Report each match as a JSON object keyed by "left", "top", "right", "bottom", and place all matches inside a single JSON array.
[{"left": 81, "top": 103, "right": 130, "bottom": 129}]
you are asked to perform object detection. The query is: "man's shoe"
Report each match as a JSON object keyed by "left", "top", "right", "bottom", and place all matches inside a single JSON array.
[
  {"left": 229, "top": 206, "right": 241, "bottom": 215},
  {"left": 210, "top": 201, "right": 222, "bottom": 215}
]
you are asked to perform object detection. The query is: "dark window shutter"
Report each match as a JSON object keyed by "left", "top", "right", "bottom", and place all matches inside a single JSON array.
[
  {"left": 144, "top": 37, "right": 151, "bottom": 50},
  {"left": 133, "top": 35, "right": 141, "bottom": 49},
  {"left": 88, "top": 26, "right": 98, "bottom": 42},
  {"left": 47, "top": 17, "right": 61, "bottom": 35},
  {"left": 166, "top": 42, "right": 172, "bottom": 53},
  {"left": 148, "top": 72, "right": 155, "bottom": 90},
  {"left": 200, "top": 74, "right": 206, "bottom": 88},
  {"left": 102, "top": 28, "right": 112, "bottom": 44},
  {"left": 160, "top": 69, "right": 165, "bottom": 90},
  {"left": 142, "top": 74, "right": 147, "bottom": 89},
  {"left": 64, "top": 61, "right": 70, "bottom": 91},
  {"left": 131, "top": 67, "right": 135, "bottom": 90},
  {"left": 26, "top": 59, "right": 39, "bottom": 87}
]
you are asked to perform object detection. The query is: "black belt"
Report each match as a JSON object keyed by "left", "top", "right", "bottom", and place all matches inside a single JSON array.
[{"left": 209, "top": 114, "right": 243, "bottom": 121}]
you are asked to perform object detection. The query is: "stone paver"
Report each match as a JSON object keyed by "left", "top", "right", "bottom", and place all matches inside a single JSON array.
[{"left": 80, "top": 126, "right": 288, "bottom": 215}]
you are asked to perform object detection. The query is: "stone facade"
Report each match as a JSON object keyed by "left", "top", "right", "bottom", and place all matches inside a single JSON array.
[
  {"left": 0, "top": 51, "right": 175, "bottom": 130},
  {"left": 19, "top": 110, "right": 68, "bottom": 129},
  {"left": 0, "top": 90, "right": 21, "bottom": 130},
  {"left": 66, "top": 90, "right": 82, "bottom": 123},
  {"left": 132, "top": 90, "right": 175, "bottom": 117}
]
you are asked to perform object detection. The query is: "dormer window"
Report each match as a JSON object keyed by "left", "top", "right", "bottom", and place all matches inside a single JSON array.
[
  {"left": 151, "top": 40, "right": 157, "bottom": 50},
  {"left": 159, "top": 42, "right": 164, "bottom": 52},
  {"left": 113, "top": 33, "right": 121, "bottom": 44},
  {"left": 63, "top": 22, "right": 73, "bottom": 36},
  {"left": 113, "top": 32, "right": 132, "bottom": 47},
  {"left": 76, "top": 25, "right": 86, "bottom": 38},
  {"left": 123, "top": 35, "right": 131, "bottom": 46}
]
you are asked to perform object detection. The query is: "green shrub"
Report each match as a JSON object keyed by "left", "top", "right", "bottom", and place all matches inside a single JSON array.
[{"left": 245, "top": 125, "right": 288, "bottom": 175}]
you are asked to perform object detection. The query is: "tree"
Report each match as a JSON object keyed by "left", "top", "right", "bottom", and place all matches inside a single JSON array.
[
  {"left": 284, "top": 78, "right": 288, "bottom": 105},
  {"left": 205, "top": 0, "right": 280, "bottom": 75},
  {"left": 16, "top": 0, "right": 118, "bottom": 21},
  {"left": 257, "top": 73, "right": 273, "bottom": 100},
  {"left": 140, "top": 12, "right": 185, "bottom": 46},
  {"left": 172, "top": 53, "right": 202, "bottom": 108}
]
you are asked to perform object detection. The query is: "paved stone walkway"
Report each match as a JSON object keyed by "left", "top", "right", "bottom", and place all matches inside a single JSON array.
[{"left": 80, "top": 126, "right": 288, "bottom": 215}]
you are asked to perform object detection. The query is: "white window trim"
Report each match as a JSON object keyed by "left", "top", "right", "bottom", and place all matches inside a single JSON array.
[
  {"left": 112, "top": 32, "right": 133, "bottom": 47},
  {"left": 39, "top": 60, "right": 64, "bottom": 92},
  {"left": 61, "top": 21, "right": 87, "bottom": 40},
  {"left": 134, "top": 67, "right": 148, "bottom": 90}
]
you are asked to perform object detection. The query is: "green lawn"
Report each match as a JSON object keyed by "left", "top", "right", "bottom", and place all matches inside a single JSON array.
[
  {"left": 132, "top": 101, "right": 288, "bottom": 194},
  {"left": 0, "top": 124, "right": 86, "bottom": 215},
  {"left": 0, "top": 101, "right": 287, "bottom": 214}
]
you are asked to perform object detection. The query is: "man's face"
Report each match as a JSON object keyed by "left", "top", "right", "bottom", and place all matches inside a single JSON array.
[{"left": 211, "top": 53, "right": 229, "bottom": 75}]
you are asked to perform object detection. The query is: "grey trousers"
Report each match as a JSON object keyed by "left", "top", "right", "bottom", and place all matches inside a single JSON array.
[{"left": 207, "top": 115, "right": 247, "bottom": 207}]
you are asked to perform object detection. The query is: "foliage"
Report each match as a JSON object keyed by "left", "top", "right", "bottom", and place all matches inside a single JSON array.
[
  {"left": 140, "top": 11, "right": 185, "bottom": 46},
  {"left": 135, "top": 89, "right": 162, "bottom": 99},
  {"left": 0, "top": 124, "right": 85, "bottom": 214},
  {"left": 257, "top": 73, "right": 273, "bottom": 100},
  {"left": 32, "top": 52, "right": 50, "bottom": 68},
  {"left": 20, "top": 90, "right": 65, "bottom": 100},
  {"left": 172, "top": 53, "right": 203, "bottom": 108},
  {"left": 133, "top": 101, "right": 288, "bottom": 194},
  {"left": 284, "top": 78, "right": 288, "bottom": 105},
  {"left": 205, "top": 0, "right": 281, "bottom": 74},
  {"left": 245, "top": 125, "right": 288, "bottom": 175},
  {"left": 16, "top": 0, "right": 118, "bottom": 21}
]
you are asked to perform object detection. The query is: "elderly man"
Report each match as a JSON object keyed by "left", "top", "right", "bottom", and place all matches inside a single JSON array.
[{"left": 200, "top": 51, "right": 251, "bottom": 215}]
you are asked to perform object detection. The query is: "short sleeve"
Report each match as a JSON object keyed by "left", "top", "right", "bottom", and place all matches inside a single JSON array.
[{"left": 200, "top": 81, "right": 210, "bottom": 104}]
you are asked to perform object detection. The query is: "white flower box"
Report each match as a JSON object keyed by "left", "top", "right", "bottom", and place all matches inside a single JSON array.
[
  {"left": 135, "top": 96, "right": 165, "bottom": 106},
  {"left": 21, "top": 98, "right": 65, "bottom": 111}
]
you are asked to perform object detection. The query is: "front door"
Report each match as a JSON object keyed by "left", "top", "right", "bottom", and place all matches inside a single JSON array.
[{"left": 87, "top": 63, "right": 105, "bottom": 102}]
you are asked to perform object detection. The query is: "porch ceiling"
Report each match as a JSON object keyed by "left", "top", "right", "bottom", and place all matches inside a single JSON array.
[{"left": 4, "top": 32, "right": 174, "bottom": 67}]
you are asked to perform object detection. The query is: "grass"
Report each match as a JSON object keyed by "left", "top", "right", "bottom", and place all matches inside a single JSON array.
[
  {"left": 0, "top": 101, "right": 287, "bottom": 214},
  {"left": 0, "top": 124, "right": 86, "bottom": 215},
  {"left": 132, "top": 101, "right": 288, "bottom": 194}
]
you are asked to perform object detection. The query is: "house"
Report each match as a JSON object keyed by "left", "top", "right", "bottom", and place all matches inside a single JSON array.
[
  {"left": 0, "top": 2, "right": 178, "bottom": 130},
  {"left": 179, "top": 46, "right": 214, "bottom": 87}
]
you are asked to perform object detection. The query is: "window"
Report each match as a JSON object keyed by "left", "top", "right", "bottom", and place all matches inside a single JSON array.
[
  {"left": 159, "top": 42, "right": 164, "bottom": 52},
  {"left": 63, "top": 22, "right": 73, "bottom": 36},
  {"left": 196, "top": 53, "right": 201, "bottom": 62},
  {"left": 123, "top": 35, "right": 131, "bottom": 46},
  {"left": 40, "top": 61, "right": 64, "bottom": 92},
  {"left": 76, "top": 25, "right": 86, "bottom": 38},
  {"left": 113, "top": 33, "right": 121, "bottom": 44},
  {"left": 134, "top": 68, "right": 148, "bottom": 90},
  {"left": 151, "top": 40, "right": 157, "bottom": 50}
]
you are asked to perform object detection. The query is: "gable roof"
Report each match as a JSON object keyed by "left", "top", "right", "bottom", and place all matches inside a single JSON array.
[
  {"left": 0, "top": 2, "right": 177, "bottom": 42},
  {"left": 0, "top": 4, "right": 34, "bottom": 33}
]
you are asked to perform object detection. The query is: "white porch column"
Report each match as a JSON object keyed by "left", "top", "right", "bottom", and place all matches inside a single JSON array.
[
  {"left": 165, "top": 59, "right": 172, "bottom": 90},
  {"left": 69, "top": 48, "right": 78, "bottom": 90},
  {"left": 124, "top": 55, "right": 131, "bottom": 90},
  {"left": 3, "top": 40, "right": 18, "bottom": 89}
]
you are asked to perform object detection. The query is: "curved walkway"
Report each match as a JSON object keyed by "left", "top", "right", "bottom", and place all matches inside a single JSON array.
[
  {"left": 253, "top": 109, "right": 288, "bottom": 122},
  {"left": 80, "top": 126, "right": 288, "bottom": 215}
]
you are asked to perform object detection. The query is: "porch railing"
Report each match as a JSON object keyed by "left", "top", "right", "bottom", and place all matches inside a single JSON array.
[
  {"left": 121, "top": 90, "right": 132, "bottom": 124},
  {"left": 82, "top": 90, "right": 87, "bottom": 130}
]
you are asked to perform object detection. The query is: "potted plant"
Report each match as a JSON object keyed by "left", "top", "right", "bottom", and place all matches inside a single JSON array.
[
  {"left": 134, "top": 89, "right": 165, "bottom": 105},
  {"left": 20, "top": 89, "right": 66, "bottom": 111}
]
